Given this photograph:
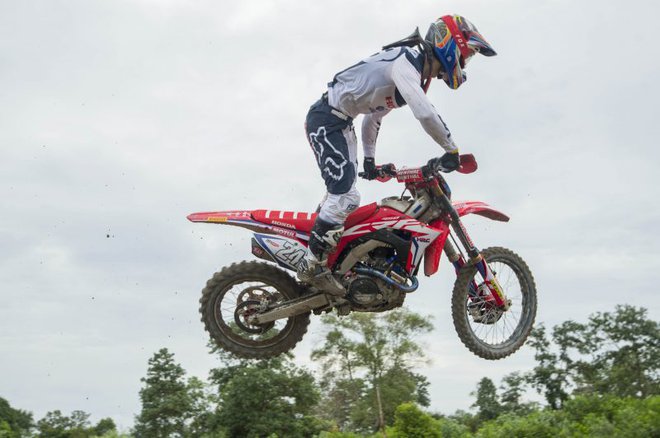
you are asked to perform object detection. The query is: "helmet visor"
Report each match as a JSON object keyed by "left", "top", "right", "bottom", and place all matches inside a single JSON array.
[{"left": 457, "top": 16, "right": 497, "bottom": 57}]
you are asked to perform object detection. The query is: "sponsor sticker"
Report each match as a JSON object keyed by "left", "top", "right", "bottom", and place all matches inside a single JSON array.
[
  {"left": 272, "top": 220, "right": 295, "bottom": 229},
  {"left": 273, "top": 227, "right": 296, "bottom": 238}
]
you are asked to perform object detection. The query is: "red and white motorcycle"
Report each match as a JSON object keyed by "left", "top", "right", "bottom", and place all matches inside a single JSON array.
[{"left": 188, "top": 155, "right": 536, "bottom": 360}]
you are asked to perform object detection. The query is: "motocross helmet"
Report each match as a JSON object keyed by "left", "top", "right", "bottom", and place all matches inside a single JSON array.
[{"left": 425, "top": 15, "right": 497, "bottom": 89}]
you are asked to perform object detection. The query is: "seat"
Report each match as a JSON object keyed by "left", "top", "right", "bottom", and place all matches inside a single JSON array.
[{"left": 251, "top": 202, "right": 378, "bottom": 234}]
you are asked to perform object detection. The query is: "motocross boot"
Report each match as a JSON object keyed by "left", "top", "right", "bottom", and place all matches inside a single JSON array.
[{"left": 297, "top": 217, "right": 346, "bottom": 296}]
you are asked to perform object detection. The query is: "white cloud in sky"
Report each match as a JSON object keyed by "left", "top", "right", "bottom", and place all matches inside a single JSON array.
[{"left": 1, "top": 0, "right": 659, "bottom": 430}]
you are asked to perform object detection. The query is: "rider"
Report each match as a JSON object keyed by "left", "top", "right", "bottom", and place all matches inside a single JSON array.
[{"left": 297, "top": 15, "right": 497, "bottom": 295}]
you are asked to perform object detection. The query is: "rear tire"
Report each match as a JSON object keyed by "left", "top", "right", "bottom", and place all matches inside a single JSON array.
[
  {"left": 452, "top": 247, "right": 537, "bottom": 360},
  {"left": 200, "top": 261, "right": 310, "bottom": 359}
]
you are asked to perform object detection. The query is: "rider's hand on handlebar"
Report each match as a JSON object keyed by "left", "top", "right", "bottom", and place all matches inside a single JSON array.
[
  {"left": 362, "top": 157, "right": 379, "bottom": 180},
  {"left": 359, "top": 158, "right": 397, "bottom": 180},
  {"left": 428, "top": 151, "right": 460, "bottom": 173}
]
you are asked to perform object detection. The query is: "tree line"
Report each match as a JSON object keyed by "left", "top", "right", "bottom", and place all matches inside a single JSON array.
[{"left": 1, "top": 305, "right": 658, "bottom": 437}]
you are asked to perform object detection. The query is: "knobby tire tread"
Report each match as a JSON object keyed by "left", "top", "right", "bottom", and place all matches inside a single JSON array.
[
  {"left": 199, "top": 261, "right": 310, "bottom": 359},
  {"left": 451, "top": 246, "right": 537, "bottom": 360}
]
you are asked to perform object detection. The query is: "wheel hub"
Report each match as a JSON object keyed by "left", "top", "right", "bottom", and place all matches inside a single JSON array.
[{"left": 234, "top": 299, "right": 274, "bottom": 334}]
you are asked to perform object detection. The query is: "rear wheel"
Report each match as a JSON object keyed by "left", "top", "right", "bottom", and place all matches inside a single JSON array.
[
  {"left": 452, "top": 247, "right": 537, "bottom": 360},
  {"left": 200, "top": 261, "right": 310, "bottom": 359}
]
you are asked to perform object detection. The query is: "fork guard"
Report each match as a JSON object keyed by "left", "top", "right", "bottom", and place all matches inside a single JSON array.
[{"left": 424, "top": 201, "right": 509, "bottom": 277}]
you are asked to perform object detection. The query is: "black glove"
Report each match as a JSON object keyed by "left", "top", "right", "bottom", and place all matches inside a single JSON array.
[
  {"left": 428, "top": 151, "right": 460, "bottom": 173},
  {"left": 362, "top": 157, "right": 379, "bottom": 180}
]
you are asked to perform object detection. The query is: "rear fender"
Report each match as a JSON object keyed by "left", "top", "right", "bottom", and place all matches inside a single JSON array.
[{"left": 187, "top": 210, "right": 309, "bottom": 241}]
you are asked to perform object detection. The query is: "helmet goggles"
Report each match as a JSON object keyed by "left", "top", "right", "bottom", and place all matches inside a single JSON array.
[{"left": 427, "top": 15, "right": 496, "bottom": 89}]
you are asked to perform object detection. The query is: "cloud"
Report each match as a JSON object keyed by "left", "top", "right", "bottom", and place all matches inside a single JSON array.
[{"left": 1, "top": 0, "right": 659, "bottom": 427}]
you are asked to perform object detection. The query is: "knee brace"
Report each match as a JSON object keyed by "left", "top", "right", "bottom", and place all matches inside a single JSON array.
[{"left": 318, "top": 188, "right": 361, "bottom": 225}]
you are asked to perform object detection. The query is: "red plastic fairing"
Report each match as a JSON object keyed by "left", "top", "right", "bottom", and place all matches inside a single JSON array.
[
  {"left": 452, "top": 201, "right": 509, "bottom": 222},
  {"left": 186, "top": 203, "right": 379, "bottom": 236},
  {"left": 251, "top": 210, "right": 317, "bottom": 233},
  {"left": 345, "top": 203, "right": 379, "bottom": 227},
  {"left": 423, "top": 220, "right": 450, "bottom": 276},
  {"left": 328, "top": 206, "right": 439, "bottom": 269},
  {"left": 250, "top": 203, "right": 378, "bottom": 233},
  {"left": 422, "top": 202, "right": 509, "bottom": 277},
  {"left": 186, "top": 210, "right": 299, "bottom": 238},
  {"left": 187, "top": 210, "right": 253, "bottom": 223}
]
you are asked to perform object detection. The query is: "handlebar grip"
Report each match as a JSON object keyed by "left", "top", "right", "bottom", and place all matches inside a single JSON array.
[{"left": 380, "top": 163, "right": 396, "bottom": 176}]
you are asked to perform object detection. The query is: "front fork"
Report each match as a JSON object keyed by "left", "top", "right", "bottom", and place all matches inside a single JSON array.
[{"left": 432, "top": 183, "right": 509, "bottom": 309}]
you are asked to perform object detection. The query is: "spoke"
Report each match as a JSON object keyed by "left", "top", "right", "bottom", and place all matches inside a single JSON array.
[{"left": 502, "top": 313, "right": 512, "bottom": 336}]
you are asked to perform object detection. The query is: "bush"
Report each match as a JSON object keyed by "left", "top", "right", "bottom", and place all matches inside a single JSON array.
[{"left": 387, "top": 403, "right": 441, "bottom": 438}]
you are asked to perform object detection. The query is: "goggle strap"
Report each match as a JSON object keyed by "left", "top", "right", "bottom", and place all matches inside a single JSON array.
[{"left": 440, "top": 15, "right": 471, "bottom": 59}]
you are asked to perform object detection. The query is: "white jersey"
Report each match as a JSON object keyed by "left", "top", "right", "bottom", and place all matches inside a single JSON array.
[{"left": 326, "top": 47, "right": 457, "bottom": 157}]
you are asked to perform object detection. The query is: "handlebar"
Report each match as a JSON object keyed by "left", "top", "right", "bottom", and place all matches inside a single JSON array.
[{"left": 357, "top": 154, "right": 477, "bottom": 182}]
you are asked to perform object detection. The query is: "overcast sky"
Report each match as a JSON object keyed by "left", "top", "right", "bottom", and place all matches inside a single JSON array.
[{"left": 1, "top": 0, "right": 659, "bottom": 430}]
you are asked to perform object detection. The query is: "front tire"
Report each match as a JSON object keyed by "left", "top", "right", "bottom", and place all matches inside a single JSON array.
[
  {"left": 452, "top": 247, "right": 537, "bottom": 360},
  {"left": 200, "top": 261, "right": 310, "bottom": 359}
]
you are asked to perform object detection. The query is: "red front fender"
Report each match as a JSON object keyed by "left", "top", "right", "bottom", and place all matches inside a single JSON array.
[
  {"left": 452, "top": 200, "right": 509, "bottom": 222},
  {"left": 423, "top": 200, "right": 509, "bottom": 276}
]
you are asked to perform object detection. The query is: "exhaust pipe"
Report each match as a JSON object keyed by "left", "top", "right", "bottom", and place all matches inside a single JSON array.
[{"left": 353, "top": 267, "right": 419, "bottom": 293}]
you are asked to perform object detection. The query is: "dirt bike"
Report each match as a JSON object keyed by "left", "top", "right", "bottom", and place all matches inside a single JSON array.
[{"left": 187, "top": 154, "right": 537, "bottom": 360}]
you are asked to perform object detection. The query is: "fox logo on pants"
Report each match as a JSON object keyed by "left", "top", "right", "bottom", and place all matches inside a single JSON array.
[{"left": 309, "top": 127, "right": 348, "bottom": 181}]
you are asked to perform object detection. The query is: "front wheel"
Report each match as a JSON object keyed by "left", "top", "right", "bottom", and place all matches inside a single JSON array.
[
  {"left": 452, "top": 247, "right": 537, "bottom": 360},
  {"left": 200, "top": 261, "right": 310, "bottom": 359}
]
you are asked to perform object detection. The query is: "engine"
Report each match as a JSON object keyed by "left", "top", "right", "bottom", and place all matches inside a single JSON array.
[{"left": 345, "top": 247, "right": 407, "bottom": 312}]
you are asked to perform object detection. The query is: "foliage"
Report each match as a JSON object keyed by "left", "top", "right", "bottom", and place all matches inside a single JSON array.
[
  {"left": 315, "top": 431, "right": 365, "bottom": 438},
  {"left": 33, "top": 410, "right": 116, "bottom": 438},
  {"left": 526, "top": 324, "right": 571, "bottom": 409},
  {"left": 572, "top": 305, "right": 660, "bottom": 397},
  {"left": 0, "top": 398, "right": 32, "bottom": 437},
  {"left": 311, "top": 309, "right": 433, "bottom": 432},
  {"left": 526, "top": 305, "right": 659, "bottom": 409},
  {"left": 434, "top": 416, "right": 472, "bottom": 438},
  {"left": 92, "top": 418, "right": 117, "bottom": 437},
  {"left": 1, "top": 304, "right": 657, "bottom": 437},
  {"left": 498, "top": 372, "right": 537, "bottom": 416},
  {"left": 470, "top": 378, "right": 502, "bottom": 424},
  {"left": 475, "top": 395, "right": 660, "bottom": 438},
  {"left": 133, "top": 348, "right": 209, "bottom": 438},
  {"left": 207, "top": 355, "right": 327, "bottom": 438},
  {"left": 386, "top": 402, "right": 441, "bottom": 438}
]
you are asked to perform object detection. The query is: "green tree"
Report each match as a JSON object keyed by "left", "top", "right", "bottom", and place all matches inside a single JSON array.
[
  {"left": 36, "top": 410, "right": 83, "bottom": 438},
  {"left": 471, "top": 378, "right": 503, "bottom": 425},
  {"left": 92, "top": 418, "right": 116, "bottom": 436},
  {"left": 0, "top": 398, "right": 32, "bottom": 437},
  {"left": 526, "top": 324, "right": 572, "bottom": 409},
  {"left": 34, "top": 410, "right": 119, "bottom": 438},
  {"left": 498, "top": 372, "right": 536, "bottom": 415},
  {"left": 312, "top": 309, "right": 433, "bottom": 432},
  {"left": 526, "top": 305, "right": 659, "bottom": 408},
  {"left": 575, "top": 305, "right": 660, "bottom": 398},
  {"left": 386, "top": 403, "right": 441, "bottom": 438},
  {"left": 475, "top": 410, "right": 562, "bottom": 438},
  {"left": 208, "top": 354, "right": 326, "bottom": 438},
  {"left": 134, "top": 348, "right": 209, "bottom": 438},
  {"left": 474, "top": 395, "right": 660, "bottom": 438}
]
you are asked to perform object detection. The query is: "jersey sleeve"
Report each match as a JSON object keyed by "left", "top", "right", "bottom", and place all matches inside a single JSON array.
[
  {"left": 361, "top": 110, "right": 390, "bottom": 158},
  {"left": 391, "top": 56, "right": 458, "bottom": 153}
]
